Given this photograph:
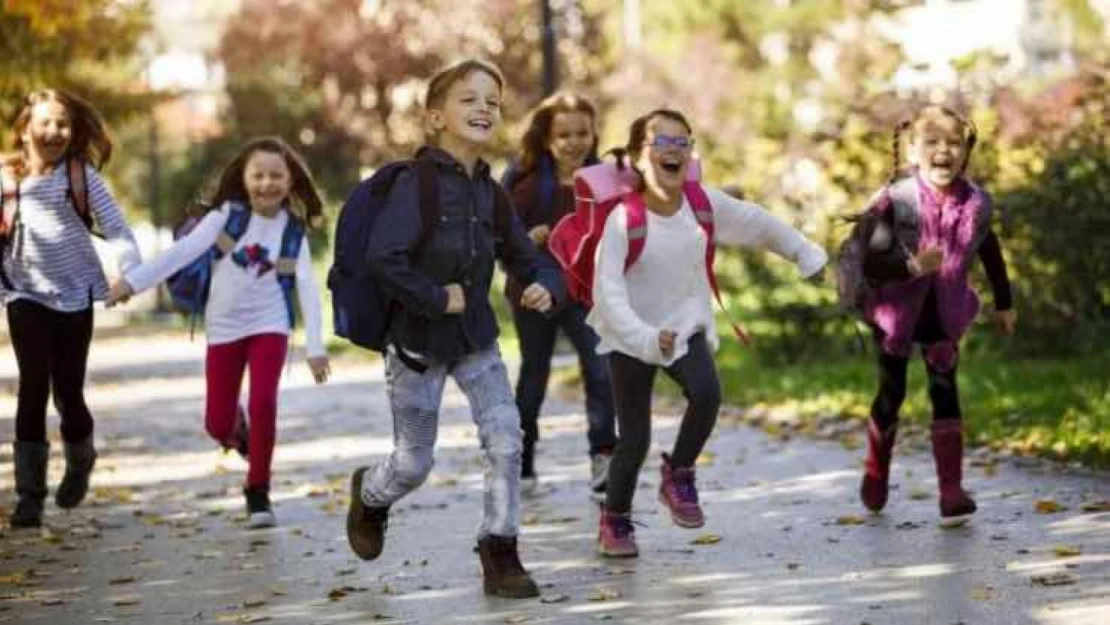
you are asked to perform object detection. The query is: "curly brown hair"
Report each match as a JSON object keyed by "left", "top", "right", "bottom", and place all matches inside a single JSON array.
[
  {"left": 207, "top": 136, "right": 324, "bottom": 229},
  {"left": 518, "top": 91, "right": 599, "bottom": 173},
  {"left": 7, "top": 89, "right": 112, "bottom": 174}
]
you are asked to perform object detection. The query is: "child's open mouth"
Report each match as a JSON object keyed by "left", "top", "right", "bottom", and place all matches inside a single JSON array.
[
  {"left": 468, "top": 119, "right": 492, "bottom": 131},
  {"left": 660, "top": 157, "right": 682, "bottom": 174}
]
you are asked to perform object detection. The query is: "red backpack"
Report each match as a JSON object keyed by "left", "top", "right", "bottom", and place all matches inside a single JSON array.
[{"left": 547, "top": 160, "right": 750, "bottom": 345}]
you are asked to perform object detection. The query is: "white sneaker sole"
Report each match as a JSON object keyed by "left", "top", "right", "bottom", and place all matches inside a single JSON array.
[
  {"left": 938, "top": 514, "right": 971, "bottom": 528},
  {"left": 248, "top": 511, "right": 276, "bottom": 528}
]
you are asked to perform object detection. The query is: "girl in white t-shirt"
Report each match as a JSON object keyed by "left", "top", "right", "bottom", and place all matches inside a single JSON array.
[
  {"left": 108, "top": 136, "right": 330, "bottom": 528},
  {"left": 589, "top": 109, "right": 827, "bottom": 558}
]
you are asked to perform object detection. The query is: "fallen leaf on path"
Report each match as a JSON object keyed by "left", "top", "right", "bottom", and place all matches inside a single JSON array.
[
  {"left": 1080, "top": 500, "right": 1110, "bottom": 513},
  {"left": 836, "top": 515, "right": 867, "bottom": 526},
  {"left": 40, "top": 598, "right": 66, "bottom": 606},
  {"left": 540, "top": 594, "right": 569, "bottom": 604},
  {"left": 1031, "top": 572, "right": 1077, "bottom": 586},
  {"left": 109, "top": 576, "right": 136, "bottom": 585},
  {"left": 1053, "top": 545, "right": 1081, "bottom": 557},
  {"left": 971, "top": 585, "right": 996, "bottom": 600},
  {"left": 588, "top": 588, "right": 621, "bottom": 601},
  {"left": 1034, "top": 499, "right": 1067, "bottom": 514},
  {"left": 504, "top": 616, "right": 529, "bottom": 624},
  {"left": 112, "top": 597, "right": 141, "bottom": 606},
  {"left": 909, "top": 489, "right": 932, "bottom": 501},
  {"left": 691, "top": 533, "right": 722, "bottom": 545},
  {"left": 243, "top": 599, "right": 267, "bottom": 608}
]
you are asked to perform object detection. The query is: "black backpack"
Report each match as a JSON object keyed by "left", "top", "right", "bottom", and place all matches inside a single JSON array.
[
  {"left": 835, "top": 181, "right": 916, "bottom": 318},
  {"left": 327, "top": 156, "right": 514, "bottom": 351}
]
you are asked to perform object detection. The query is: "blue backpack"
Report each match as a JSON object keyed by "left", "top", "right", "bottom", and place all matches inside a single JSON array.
[
  {"left": 328, "top": 158, "right": 439, "bottom": 351},
  {"left": 167, "top": 202, "right": 305, "bottom": 332}
]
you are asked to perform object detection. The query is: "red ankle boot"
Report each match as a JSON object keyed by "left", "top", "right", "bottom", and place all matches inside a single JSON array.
[
  {"left": 860, "top": 421, "right": 897, "bottom": 512},
  {"left": 931, "top": 420, "right": 977, "bottom": 526}
]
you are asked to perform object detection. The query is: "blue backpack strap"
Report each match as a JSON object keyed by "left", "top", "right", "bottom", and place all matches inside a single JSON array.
[
  {"left": 214, "top": 203, "right": 252, "bottom": 258},
  {"left": 276, "top": 213, "right": 305, "bottom": 328}
]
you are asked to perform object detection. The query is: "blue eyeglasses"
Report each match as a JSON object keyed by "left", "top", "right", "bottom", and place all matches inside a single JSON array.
[{"left": 644, "top": 135, "right": 696, "bottom": 150}]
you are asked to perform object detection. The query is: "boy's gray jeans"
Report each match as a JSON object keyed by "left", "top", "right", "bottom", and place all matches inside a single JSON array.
[{"left": 360, "top": 343, "right": 522, "bottom": 538}]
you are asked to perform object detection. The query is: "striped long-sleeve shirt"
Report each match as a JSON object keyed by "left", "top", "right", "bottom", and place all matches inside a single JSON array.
[{"left": 0, "top": 162, "right": 140, "bottom": 312}]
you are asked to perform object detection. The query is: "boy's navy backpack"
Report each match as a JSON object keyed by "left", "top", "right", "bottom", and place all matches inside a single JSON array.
[
  {"left": 329, "top": 155, "right": 515, "bottom": 351},
  {"left": 167, "top": 202, "right": 305, "bottom": 332},
  {"left": 328, "top": 158, "right": 439, "bottom": 351}
]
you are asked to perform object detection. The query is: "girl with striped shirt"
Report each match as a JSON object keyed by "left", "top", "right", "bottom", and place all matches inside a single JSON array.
[{"left": 2, "top": 89, "right": 141, "bottom": 529}]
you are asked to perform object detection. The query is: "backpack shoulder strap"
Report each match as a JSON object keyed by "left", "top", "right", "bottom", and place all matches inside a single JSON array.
[
  {"left": 276, "top": 213, "right": 306, "bottom": 328},
  {"left": 214, "top": 203, "right": 252, "bottom": 257},
  {"left": 411, "top": 157, "right": 440, "bottom": 261},
  {"left": 684, "top": 182, "right": 752, "bottom": 346},
  {"left": 275, "top": 213, "right": 305, "bottom": 276},
  {"left": 622, "top": 192, "right": 648, "bottom": 271},
  {"left": 66, "top": 158, "right": 93, "bottom": 231},
  {"left": 0, "top": 165, "right": 18, "bottom": 239}
]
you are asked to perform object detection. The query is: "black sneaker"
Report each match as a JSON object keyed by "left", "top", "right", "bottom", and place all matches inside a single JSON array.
[
  {"left": 244, "top": 485, "right": 275, "bottom": 528},
  {"left": 347, "top": 466, "right": 389, "bottom": 560}
]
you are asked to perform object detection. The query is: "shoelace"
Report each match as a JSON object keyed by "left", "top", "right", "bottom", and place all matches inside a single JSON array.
[
  {"left": 673, "top": 472, "right": 699, "bottom": 504},
  {"left": 610, "top": 515, "right": 637, "bottom": 539}
]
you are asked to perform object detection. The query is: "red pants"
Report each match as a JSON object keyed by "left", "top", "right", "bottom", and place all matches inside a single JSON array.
[{"left": 205, "top": 333, "right": 288, "bottom": 487}]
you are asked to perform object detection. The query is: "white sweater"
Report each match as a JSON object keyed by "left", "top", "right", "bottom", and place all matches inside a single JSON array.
[
  {"left": 587, "top": 187, "right": 827, "bottom": 366},
  {"left": 126, "top": 204, "right": 325, "bottom": 357}
]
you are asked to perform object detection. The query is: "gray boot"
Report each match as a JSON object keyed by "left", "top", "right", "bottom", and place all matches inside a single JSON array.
[
  {"left": 12, "top": 441, "right": 49, "bottom": 528},
  {"left": 55, "top": 437, "right": 96, "bottom": 509}
]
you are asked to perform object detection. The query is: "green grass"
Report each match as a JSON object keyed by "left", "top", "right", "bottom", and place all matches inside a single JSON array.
[{"left": 702, "top": 340, "right": 1110, "bottom": 468}]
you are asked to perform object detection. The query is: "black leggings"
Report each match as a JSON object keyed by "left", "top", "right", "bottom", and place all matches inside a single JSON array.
[
  {"left": 871, "top": 349, "right": 961, "bottom": 430},
  {"left": 7, "top": 299, "right": 95, "bottom": 444},
  {"left": 605, "top": 333, "right": 721, "bottom": 514}
]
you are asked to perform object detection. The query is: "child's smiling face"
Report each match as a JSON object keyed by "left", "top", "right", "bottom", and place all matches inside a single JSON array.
[
  {"left": 431, "top": 70, "right": 502, "bottom": 148},
  {"left": 243, "top": 149, "right": 291, "bottom": 214},
  {"left": 908, "top": 115, "right": 969, "bottom": 191},
  {"left": 22, "top": 101, "right": 72, "bottom": 167},
  {"left": 547, "top": 111, "right": 595, "bottom": 171},
  {"left": 635, "top": 115, "right": 694, "bottom": 196}
]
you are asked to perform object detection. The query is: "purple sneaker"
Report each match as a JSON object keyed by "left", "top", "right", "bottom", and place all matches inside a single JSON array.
[
  {"left": 658, "top": 453, "right": 704, "bottom": 528},
  {"left": 597, "top": 506, "right": 638, "bottom": 558}
]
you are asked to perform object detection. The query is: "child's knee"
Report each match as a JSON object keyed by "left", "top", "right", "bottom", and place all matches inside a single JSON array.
[
  {"left": 689, "top": 382, "right": 721, "bottom": 415},
  {"left": 393, "top": 449, "right": 435, "bottom": 489}
]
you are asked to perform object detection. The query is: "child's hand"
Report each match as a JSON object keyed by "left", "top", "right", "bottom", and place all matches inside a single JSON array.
[
  {"left": 444, "top": 283, "right": 466, "bottom": 314},
  {"left": 908, "top": 246, "right": 943, "bottom": 276},
  {"left": 106, "top": 279, "right": 134, "bottom": 307},
  {"left": 307, "top": 355, "right": 331, "bottom": 384},
  {"left": 520, "top": 283, "right": 553, "bottom": 313},
  {"left": 658, "top": 329, "right": 677, "bottom": 358},
  {"left": 528, "top": 225, "right": 551, "bottom": 247},
  {"left": 993, "top": 309, "right": 1017, "bottom": 336}
]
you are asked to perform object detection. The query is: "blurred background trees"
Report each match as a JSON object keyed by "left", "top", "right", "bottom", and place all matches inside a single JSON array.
[{"left": 3, "top": 0, "right": 1107, "bottom": 357}]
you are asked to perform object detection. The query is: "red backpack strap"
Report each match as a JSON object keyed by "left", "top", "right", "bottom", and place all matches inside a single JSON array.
[
  {"left": 683, "top": 182, "right": 751, "bottom": 346},
  {"left": 622, "top": 191, "right": 648, "bottom": 271},
  {"left": 0, "top": 165, "right": 18, "bottom": 238}
]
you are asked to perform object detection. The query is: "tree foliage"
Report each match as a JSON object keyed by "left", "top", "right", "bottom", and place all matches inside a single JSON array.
[{"left": 0, "top": 0, "right": 154, "bottom": 148}]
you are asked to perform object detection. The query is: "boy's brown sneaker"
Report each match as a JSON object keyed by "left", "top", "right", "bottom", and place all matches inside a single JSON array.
[
  {"left": 477, "top": 535, "right": 540, "bottom": 598},
  {"left": 347, "top": 466, "right": 389, "bottom": 560}
]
